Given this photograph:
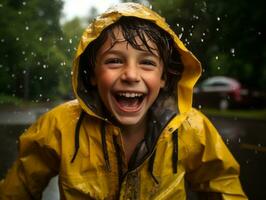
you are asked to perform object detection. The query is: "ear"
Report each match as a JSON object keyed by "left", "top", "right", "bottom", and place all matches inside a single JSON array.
[
  {"left": 90, "top": 77, "right": 97, "bottom": 86},
  {"left": 160, "top": 79, "right": 165, "bottom": 88}
]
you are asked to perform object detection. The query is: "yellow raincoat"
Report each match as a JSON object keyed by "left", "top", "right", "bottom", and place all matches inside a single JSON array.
[{"left": 0, "top": 3, "right": 247, "bottom": 200}]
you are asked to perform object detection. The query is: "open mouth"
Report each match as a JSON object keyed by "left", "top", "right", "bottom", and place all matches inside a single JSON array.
[{"left": 113, "top": 92, "right": 145, "bottom": 111}]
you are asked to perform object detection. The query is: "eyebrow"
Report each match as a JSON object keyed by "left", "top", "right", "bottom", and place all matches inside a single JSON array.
[{"left": 100, "top": 48, "right": 160, "bottom": 58}]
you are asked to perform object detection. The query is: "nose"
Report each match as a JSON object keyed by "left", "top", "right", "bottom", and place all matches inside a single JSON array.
[{"left": 121, "top": 62, "right": 140, "bottom": 83}]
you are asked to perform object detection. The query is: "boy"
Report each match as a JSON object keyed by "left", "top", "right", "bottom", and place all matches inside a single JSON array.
[{"left": 0, "top": 2, "right": 247, "bottom": 199}]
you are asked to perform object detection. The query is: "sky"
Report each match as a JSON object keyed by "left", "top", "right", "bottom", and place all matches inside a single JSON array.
[{"left": 62, "top": 0, "right": 121, "bottom": 21}]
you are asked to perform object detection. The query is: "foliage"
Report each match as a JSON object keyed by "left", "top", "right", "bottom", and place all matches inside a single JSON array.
[
  {"left": 149, "top": 0, "right": 266, "bottom": 90},
  {"left": 1, "top": 0, "right": 265, "bottom": 103},
  {"left": 0, "top": 0, "right": 65, "bottom": 101}
]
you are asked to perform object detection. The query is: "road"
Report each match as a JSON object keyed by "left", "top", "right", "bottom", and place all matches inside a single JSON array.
[{"left": 0, "top": 106, "right": 265, "bottom": 199}]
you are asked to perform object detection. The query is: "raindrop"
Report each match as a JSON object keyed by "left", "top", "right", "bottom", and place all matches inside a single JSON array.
[
  {"left": 22, "top": 2, "right": 27, "bottom": 6},
  {"left": 39, "top": 37, "right": 43, "bottom": 41},
  {"left": 226, "top": 138, "right": 230, "bottom": 144},
  {"left": 149, "top": 4, "right": 153, "bottom": 9},
  {"left": 22, "top": 70, "right": 26, "bottom": 74},
  {"left": 216, "top": 28, "right": 219, "bottom": 31},
  {"left": 22, "top": 51, "right": 26, "bottom": 55},
  {"left": 46, "top": 98, "right": 50, "bottom": 102},
  {"left": 202, "top": 32, "right": 206, "bottom": 36},
  {"left": 217, "top": 66, "right": 221, "bottom": 70},
  {"left": 0, "top": 65, "right": 2, "bottom": 68},
  {"left": 16, "top": 37, "right": 20, "bottom": 41},
  {"left": 200, "top": 38, "right": 204, "bottom": 42},
  {"left": 25, "top": 26, "right": 29, "bottom": 31},
  {"left": 43, "top": 64, "right": 47, "bottom": 69},
  {"left": 176, "top": 23, "right": 180, "bottom": 27},
  {"left": 181, "top": 27, "right": 184, "bottom": 32},
  {"left": 198, "top": 105, "right": 202, "bottom": 109},
  {"left": 11, "top": 74, "right": 15, "bottom": 78},
  {"left": 179, "top": 33, "right": 183, "bottom": 39},
  {"left": 60, "top": 37, "right": 63, "bottom": 41},
  {"left": 0, "top": 4, "right": 3, "bottom": 8},
  {"left": 258, "top": 31, "right": 261, "bottom": 35},
  {"left": 39, "top": 76, "right": 43, "bottom": 80},
  {"left": 38, "top": 9, "right": 44, "bottom": 17},
  {"left": 1, "top": 39, "right": 4, "bottom": 43},
  {"left": 69, "top": 39, "right": 72, "bottom": 44},
  {"left": 217, "top": 17, "right": 221, "bottom": 21},
  {"left": 193, "top": 15, "right": 199, "bottom": 20},
  {"left": 215, "top": 56, "right": 219, "bottom": 60},
  {"left": 189, "top": 33, "right": 193, "bottom": 37},
  {"left": 18, "top": 11, "right": 22, "bottom": 15},
  {"left": 39, "top": 94, "right": 43, "bottom": 97},
  {"left": 258, "top": 144, "right": 262, "bottom": 147},
  {"left": 246, "top": 159, "right": 249, "bottom": 164},
  {"left": 238, "top": 138, "right": 241, "bottom": 143},
  {"left": 71, "top": 71, "right": 73, "bottom": 76},
  {"left": 230, "top": 48, "right": 235, "bottom": 56}
]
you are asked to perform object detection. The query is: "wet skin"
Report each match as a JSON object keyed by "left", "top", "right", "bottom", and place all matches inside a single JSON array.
[{"left": 92, "top": 27, "right": 165, "bottom": 130}]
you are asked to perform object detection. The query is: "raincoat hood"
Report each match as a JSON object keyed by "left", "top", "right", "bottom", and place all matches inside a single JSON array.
[{"left": 72, "top": 2, "right": 201, "bottom": 120}]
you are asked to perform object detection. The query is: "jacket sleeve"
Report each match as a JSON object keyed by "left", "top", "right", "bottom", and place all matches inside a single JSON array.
[
  {"left": 184, "top": 109, "right": 248, "bottom": 200},
  {"left": 0, "top": 113, "right": 60, "bottom": 200}
]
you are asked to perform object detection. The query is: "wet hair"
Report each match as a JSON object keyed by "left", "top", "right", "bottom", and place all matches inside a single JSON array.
[{"left": 80, "top": 16, "right": 183, "bottom": 92}]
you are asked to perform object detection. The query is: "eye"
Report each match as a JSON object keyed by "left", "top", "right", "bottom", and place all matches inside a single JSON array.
[
  {"left": 104, "top": 58, "right": 123, "bottom": 65},
  {"left": 140, "top": 59, "right": 157, "bottom": 66}
]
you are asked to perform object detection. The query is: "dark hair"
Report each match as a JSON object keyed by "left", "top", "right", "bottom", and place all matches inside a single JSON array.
[{"left": 80, "top": 16, "right": 183, "bottom": 92}]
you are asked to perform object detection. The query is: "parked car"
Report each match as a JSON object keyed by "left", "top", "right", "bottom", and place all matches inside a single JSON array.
[{"left": 193, "top": 76, "right": 248, "bottom": 110}]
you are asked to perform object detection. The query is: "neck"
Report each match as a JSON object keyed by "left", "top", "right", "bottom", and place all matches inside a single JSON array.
[
  {"left": 120, "top": 116, "right": 148, "bottom": 163},
  {"left": 121, "top": 116, "right": 147, "bottom": 138}
]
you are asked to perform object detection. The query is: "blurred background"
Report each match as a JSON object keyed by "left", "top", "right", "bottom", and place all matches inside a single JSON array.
[{"left": 0, "top": 0, "right": 265, "bottom": 199}]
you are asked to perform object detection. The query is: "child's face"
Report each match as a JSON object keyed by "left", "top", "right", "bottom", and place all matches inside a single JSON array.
[{"left": 92, "top": 27, "right": 165, "bottom": 126}]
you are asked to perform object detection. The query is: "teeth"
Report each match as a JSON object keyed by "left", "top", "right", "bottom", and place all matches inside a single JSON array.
[{"left": 117, "top": 92, "right": 143, "bottom": 98}]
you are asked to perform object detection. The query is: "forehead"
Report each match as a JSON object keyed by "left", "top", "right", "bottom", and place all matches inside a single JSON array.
[{"left": 98, "top": 26, "right": 159, "bottom": 54}]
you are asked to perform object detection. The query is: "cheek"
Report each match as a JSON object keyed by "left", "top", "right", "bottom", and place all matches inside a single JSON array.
[
  {"left": 94, "top": 70, "right": 117, "bottom": 100},
  {"left": 146, "top": 76, "right": 164, "bottom": 96}
]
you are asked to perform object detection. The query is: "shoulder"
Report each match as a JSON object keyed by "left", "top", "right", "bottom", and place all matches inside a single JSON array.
[
  {"left": 181, "top": 108, "right": 206, "bottom": 133},
  {"left": 47, "top": 99, "right": 82, "bottom": 117},
  {"left": 179, "top": 108, "right": 221, "bottom": 157},
  {"left": 23, "top": 100, "right": 83, "bottom": 139},
  {"left": 40, "top": 100, "right": 82, "bottom": 124}
]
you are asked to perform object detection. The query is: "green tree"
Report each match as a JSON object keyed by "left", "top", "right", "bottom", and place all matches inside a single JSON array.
[
  {"left": 0, "top": 0, "right": 65, "bottom": 101},
  {"left": 149, "top": 0, "right": 265, "bottom": 90}
]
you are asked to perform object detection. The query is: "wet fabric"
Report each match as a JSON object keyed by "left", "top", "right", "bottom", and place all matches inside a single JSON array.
[{"left": 0, "top": 3, "right": 247, "bottom": 199}]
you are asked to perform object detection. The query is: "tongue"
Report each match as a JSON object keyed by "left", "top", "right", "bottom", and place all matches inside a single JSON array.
[{"left": 117, "top": 97, "right": 140, "bottom": 109}]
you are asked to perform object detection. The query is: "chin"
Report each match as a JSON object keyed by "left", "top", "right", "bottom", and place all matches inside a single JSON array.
[{"left": 115, "top": 116, "right": 144, "bottom": 126}]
